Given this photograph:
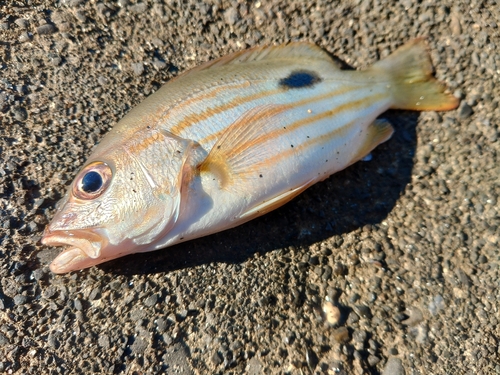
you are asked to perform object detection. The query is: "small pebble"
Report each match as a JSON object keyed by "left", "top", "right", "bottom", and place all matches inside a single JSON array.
[
  {"left": 153, "top": 59, "right": 167, "bottom": 70},
  {"left": 353, "top": 329, "right": 367, "bottom": 344},
  {"left": 98, "top": 76, "right": 108, "bottom": 85},
  {"left": 383, "top": 357, "right": 405, "bottom": 375},
  {"left": 332, "top": 327, "right": 350, "bottom": 343},
  {"left": 393, "top": 312, "right": 407, "bottom": 323},
  {"left": 0, "top": 333, "right": 10, "bottom": 345},
  {"left": 130, "top": 336, "right": 147, "bottom": 354},
  {"left": 284, "top": 331, "right": 295, "bottom": 345},
  {"left": 361, "top": 153, "right": 372, "bottom": 161},
  {"left": 109, "top": 280, "right": 122, "bottom": 290},
  {"left": 36, "top": 24, "right": 57, "bottom": 35},
  {"left": 450, "top": 13, "right": 462, "bottom": 35},
  {"left": 96, "top": 3, "right": 111, "bottom": 19},
  {"left": 224, "top": 7, "right": 239, "bottom": 25},
  {"left": 453, "top": 89, "right": 464, "bottom": 99},
  {"left": 89, "top": 288, "right": 101, "bottom": 301},
  {"left": 14, "top": 295, "right": 28, "bottom": 305},
  {"left": 98, "top": 335, "right": 110, "bottom": 349},
  {"left": 15, "top": 18, "right": 29, "bottom": 29},
  {"left": 229, "top": 340, "right": 243, "bottom": 351},
  {"left": 151, "top": 37, "right": 164, "bottom": 47},
  {"left": 402, "top": 306, "right": 424, "bottom": 326},
  {"left": 51, "top": 56, "right": 62, "bottom": 66},
  {"left": 458, "top": 102, "right": 473, "bottom": 119},
  {"left": 347, "top": 311, "right": 360, "bottom": 324},
  {"left": 73, "top": 299, "right": 83, "bottom": 311},
  {"left": 306, "top": 348, "right": 319, "bottom": 371},
  {"left": 156, "top": 318, "right": 167, "bottom": 332},
  {"left": 211, "top": 351, "right": 222, "bottom": 365},
  {"left": 429, "top": 295, "right": 445, "bottom": 316},
  {"left": 58, "top": 22, "right": 72, "bottom": 32},
  {"left": 75, "top": 10, "right": 87, "bottom": 23},
  {"left": 349, "top": 293, "right": 361, "bottom": 304},
  {"left": 368, "top": 354, "right": 381, "bottom": 366},
  {"left": 309, "top": 256, "right": 319, "bottom": 265},
  {"left": 354, "top": 304, "right": 372, "bottom": 319},
  {"left": 177, "top": 309, "right": 188, "bottom": 320},
  {"left": 19, "top": 32, "right": 32, "bottom": 43},
  {"left": 145, "top": 294, "right": 158, "bottom": 307},
  {"left": 323, "top": 301, "right": 341, "bottom": 326},
  {"left": 43, "top": 286, "right": 58, "bottom": 299},
  {"left": 12, "top": 106, "right": 28, "bottom": 121},
  {"left": 332, "top": 262, "right": 346, "bottom": 275},
  {"left": 31, "top": 268, "right": 46, "bottom": 281},
  {"left": 129, "top": 2, "right": 147, "bottom": 14},
  {"left": 66, "top": 0, "right": 84, "bottom": 6},
  {"left": 389, "top": 348, "right": 399, "bottom": 355},
  {"left": 131, "top": 62, "right": 144, "bottom": 76},
  {"left": 48, "top": 335, "right": 60, "bottom": 349},
  {"left": 26, "top": 221, "right": 38, "bottom": 233}
]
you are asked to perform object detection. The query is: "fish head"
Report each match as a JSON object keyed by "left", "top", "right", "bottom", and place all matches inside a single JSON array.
[{"left": 42, "top": 129, "right": 194, "bottom": 273}]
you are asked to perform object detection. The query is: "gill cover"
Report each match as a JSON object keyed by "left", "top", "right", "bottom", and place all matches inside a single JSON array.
[{"left": 115, "top": 128, "right": 194, "bottom": 246}]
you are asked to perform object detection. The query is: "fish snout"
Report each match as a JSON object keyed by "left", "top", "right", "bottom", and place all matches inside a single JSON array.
[{"left": 41, "top": 229, "right": 107, "bottom": 273}]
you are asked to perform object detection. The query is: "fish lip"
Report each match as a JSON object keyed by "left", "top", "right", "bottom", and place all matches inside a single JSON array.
[{"left": 41, "top": 228, "right": 105, "bottom": 259}]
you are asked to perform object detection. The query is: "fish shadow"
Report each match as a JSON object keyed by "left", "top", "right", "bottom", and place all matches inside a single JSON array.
[{"left": 101, "top": 111, "right": 419, "bottom": 276}]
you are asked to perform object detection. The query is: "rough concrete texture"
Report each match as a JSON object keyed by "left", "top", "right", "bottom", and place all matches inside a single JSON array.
[{"left": 1, "top": 0, "right": 499, "bottom": 374}]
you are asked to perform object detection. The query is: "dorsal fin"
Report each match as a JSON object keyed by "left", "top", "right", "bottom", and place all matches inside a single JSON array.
[{"left": 183, "top": 42, "right": 340, "bottom": 77}]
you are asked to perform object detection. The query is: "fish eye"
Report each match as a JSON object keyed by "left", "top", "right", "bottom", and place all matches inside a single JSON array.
[
  {"left": 81, "top": 171, "right": 102, "bottom": 193},
  {"left": 73, "top": 161, "right": 112, "bottom": 200}
]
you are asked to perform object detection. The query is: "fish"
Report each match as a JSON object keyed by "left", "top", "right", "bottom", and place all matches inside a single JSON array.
[{"left": 41, "top": 39, "right": 459, "bottom": 273}]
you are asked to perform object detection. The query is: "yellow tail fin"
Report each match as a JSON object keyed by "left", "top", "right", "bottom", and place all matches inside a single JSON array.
[{"left": 371, "top": 38, "right": 459, "bottom": 111}]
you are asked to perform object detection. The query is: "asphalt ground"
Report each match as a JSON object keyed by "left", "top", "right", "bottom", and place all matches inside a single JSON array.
[{"left": 0, "top": 0, "right": 499, "bottom": 374}]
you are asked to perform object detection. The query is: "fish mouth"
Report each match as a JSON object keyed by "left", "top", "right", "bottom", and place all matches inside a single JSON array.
[{"left": 41, "top": 229, "right": 107, "bottom": 273}]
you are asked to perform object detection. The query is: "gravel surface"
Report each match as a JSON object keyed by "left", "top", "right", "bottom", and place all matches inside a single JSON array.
[{"left": 1, "top": 1, "right": 499, "bottom": 374}]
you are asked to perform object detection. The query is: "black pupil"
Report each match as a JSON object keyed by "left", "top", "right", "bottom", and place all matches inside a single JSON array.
[{"left": 81, "top": 171, "right": 103, "bottom": 193}]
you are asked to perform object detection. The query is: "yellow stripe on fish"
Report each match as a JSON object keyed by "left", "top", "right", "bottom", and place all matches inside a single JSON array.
[
  {"left": 199, "top": 91, "right": 388, "bottom": 189},
  {"left": 198, "top": 83, "right": 366, "bottom": 145},
  {"left": 42, "top": 39, "right": 459, "bottom": 273}
]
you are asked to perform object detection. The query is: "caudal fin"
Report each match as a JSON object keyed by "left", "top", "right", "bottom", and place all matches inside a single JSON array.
[{"left": 370, "top": 38, "right": 459, "bottom": 111}]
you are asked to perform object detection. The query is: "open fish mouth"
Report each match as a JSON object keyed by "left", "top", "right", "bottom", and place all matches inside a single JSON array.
[{"left": 41, "top": 229, "right": 106, "bottom": 273}]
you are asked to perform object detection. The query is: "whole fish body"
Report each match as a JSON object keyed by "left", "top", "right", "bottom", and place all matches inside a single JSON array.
[{"left": 42, "top": 39, "right": 458, "bottom": 273}]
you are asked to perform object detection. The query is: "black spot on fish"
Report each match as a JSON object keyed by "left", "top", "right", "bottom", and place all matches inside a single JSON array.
[{"left": 279, "top": 70, "right": 322, "bottom": 89}]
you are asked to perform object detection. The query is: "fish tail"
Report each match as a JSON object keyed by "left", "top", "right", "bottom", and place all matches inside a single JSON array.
[{"left": 370, "top": 38, "right": 459, "bottom": 111}]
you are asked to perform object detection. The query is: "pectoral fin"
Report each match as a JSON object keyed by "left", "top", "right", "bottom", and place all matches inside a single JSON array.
[{"left": 198, "top": 104, "right": 289, "bottom": 188}]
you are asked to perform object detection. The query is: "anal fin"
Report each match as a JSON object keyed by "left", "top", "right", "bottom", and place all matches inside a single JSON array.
[{"left": 349, "top": 119, "right": 394, "bottom": 165}]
